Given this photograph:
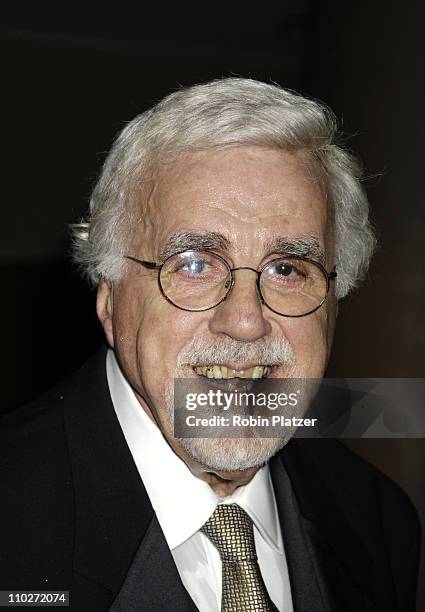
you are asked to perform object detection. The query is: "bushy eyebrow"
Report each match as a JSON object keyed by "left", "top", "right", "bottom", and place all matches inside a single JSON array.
[
  {"left": 264, "top": 235, "right": 325, "bottom": 264},
  {"left": 159, "top": 231, "right": 231, "bottom": 261},
  {"left": 158, "top": 230, "right": 325, "bottom": 264}
]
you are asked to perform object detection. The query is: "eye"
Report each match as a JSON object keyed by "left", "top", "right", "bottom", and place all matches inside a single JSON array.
[
  {"left": 166, "top": 251, "right": 229, "bottom": 285},
  {"left": 273, "top": 263, "right": 290, "bottom": 276},
  {"left": 181, "top": 259, "right": 210, "bottom": 274},
  {"left": 265, "top": 260, "right": 306, "bottom": 279},
  {"left": 162, "top": 250, "right": 230, "bottom": 290},
  {"left": 173, "top": 256, "right": 214, "bottom": 277},
  {"left": 262, "top": 259, "right": 309, "bottom": 290}
]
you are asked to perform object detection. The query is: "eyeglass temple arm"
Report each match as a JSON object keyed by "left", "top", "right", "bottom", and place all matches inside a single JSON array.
[
  {"left": 328, "top": 269, "right": 337, "bottom": 280},
  {"left": 125, "top": 255, "right": 161, "bottom": 270}
]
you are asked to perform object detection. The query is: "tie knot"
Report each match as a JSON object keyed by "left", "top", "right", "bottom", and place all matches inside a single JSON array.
[{"left": 200, "top": 504, "right": 257, "bottom": 562}]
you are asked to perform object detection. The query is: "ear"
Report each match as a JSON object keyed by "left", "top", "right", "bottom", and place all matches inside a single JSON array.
[{"left": 96, "top": 280, "right": 115, "bottom": 348}]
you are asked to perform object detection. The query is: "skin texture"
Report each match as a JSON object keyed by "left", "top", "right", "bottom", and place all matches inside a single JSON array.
[{"left": 97, "top": 145, "right": 337, "bottom": 496}]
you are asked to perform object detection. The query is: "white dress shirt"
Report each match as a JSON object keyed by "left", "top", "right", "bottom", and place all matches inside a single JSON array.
[{"left": 106, "top": 349, "right": 293, "bottom": 612}]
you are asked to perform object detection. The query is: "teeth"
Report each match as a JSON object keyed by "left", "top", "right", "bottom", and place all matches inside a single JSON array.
[
  {"left": 193, "top": 365, "right": 270, "bottom": 379},
  {"left": 213, "top": 365, "right": 222, "bottom": 378},
  {"left": 252, "top": 366, "right": 263, "bottom": 379}
]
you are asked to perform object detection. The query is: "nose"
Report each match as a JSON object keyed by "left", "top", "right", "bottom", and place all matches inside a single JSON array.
[{"left": 208, "top": 268, "right": 272, "bottom": 341}]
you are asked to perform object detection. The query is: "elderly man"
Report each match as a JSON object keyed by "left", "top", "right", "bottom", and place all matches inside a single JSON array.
[{"left": 0, "top": 78, "right": 420, "bottom": 611}]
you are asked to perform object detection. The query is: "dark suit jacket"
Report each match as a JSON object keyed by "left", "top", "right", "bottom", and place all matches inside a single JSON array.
[{"left": 0, "top": 347, "right": 420, "bottom": 611}]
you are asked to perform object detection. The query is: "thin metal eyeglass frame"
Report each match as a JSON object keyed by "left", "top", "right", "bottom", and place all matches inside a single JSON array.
[{"left": 124, "top": 250, "right": 337, "bottom": 318}]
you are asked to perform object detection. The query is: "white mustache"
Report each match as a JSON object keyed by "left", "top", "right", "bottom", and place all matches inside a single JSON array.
[{"left": 176, "top": 336, "right": 295, "bottom": 367}]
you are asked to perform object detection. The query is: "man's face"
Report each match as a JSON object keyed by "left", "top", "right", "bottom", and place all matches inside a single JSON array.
[{"left": 98, "top": 145, "right": 337, "bottom": 474}]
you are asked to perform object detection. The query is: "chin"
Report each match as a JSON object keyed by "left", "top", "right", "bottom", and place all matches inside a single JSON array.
[{"left": 177, "top": 436, "right": 288, "bottom": 472}]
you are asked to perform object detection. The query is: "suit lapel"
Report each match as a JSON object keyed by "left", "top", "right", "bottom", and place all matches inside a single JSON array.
[
  {"left": 63, "top": 346, "right": 197, "bottom": 609},
  {"left": 109, "top": 514, "right": 198, "bottom": 611},
  {"left": 270, "top": 451, "right": 328, "bottom": 612},
  {"left": 63, "top": 346, "right": 152, "bottom": 594},
  {"left": 271, "top": 440, "right": 391, "bottom": 612}
]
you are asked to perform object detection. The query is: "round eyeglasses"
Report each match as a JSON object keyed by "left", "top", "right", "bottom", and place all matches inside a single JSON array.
[{"left": 125, "top": 250, "right": 337, "bottom": 318}]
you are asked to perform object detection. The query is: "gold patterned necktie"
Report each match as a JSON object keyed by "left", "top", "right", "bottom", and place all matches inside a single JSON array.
[{"left": 201, "top": 504, "right": 279, "bottom": 612}]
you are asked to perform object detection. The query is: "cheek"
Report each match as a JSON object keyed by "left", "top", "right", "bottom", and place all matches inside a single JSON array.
[
  {"left": 280, "top": 310, "right": 330, "bottom": 376},
  {"left": 110, "top": 283, "right": 146, "bottom": 385},
  {"left": 113, "top": 282, "right": 203, "bottom": 398},
  {"left": 136, "top": 304, "right": 207, "bottom": 413},
  {"left": 140, "top": 307, "right": 195, "bottom": 366}
]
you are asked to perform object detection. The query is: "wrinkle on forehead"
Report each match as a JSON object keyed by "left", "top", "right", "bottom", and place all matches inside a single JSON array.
[
  {"left": 159, "top": 143, "right": 318, "bottom": 185},
  {"left": 128, "top": 145, "right": 330, "bottom": 260},
  {"left": 193, "top": 201, "right": 315, "bottom": 225}
]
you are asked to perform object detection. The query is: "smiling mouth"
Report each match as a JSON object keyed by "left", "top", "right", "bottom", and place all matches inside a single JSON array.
[{"left": 192, "top": 365, "right": 272, "bottom": 380}]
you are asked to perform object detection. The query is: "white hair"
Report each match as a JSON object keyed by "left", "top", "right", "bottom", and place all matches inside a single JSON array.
[{"left": 71, "top": 77, "right": 376, "bottom": 298}]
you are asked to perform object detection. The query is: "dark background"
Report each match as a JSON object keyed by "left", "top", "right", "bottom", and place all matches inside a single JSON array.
[{"left": 2, "top": 1, "right": 424, "bottom": 606}]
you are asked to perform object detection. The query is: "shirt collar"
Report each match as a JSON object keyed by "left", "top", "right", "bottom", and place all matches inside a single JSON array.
[
  {"left": 107, "top": 349, "right": 283, "bottom": 554},
  {"left": 223, "top": 466, "right": 284, "bottom": 554}
]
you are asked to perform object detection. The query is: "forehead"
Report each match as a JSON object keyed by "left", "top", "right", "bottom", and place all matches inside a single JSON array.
[{"left": 140, "top": 145, "right": 330, "bottom": 258}]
